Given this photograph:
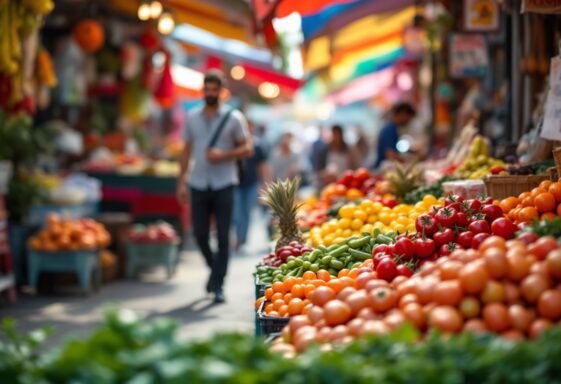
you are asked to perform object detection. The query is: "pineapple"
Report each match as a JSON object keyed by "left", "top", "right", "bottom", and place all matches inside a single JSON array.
[
  {"left": 261, "top": 178, "right": 303, "bottom": 250},
  {"left": 387, "top": 164, "right": 419, "bottom": 200}
]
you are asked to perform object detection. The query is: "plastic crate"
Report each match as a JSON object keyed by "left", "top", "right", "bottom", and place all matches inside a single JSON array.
[
  {"left": 28, "top": 202, "right": 100, "bottom": 226},
  {"left": 254, "top": 274, "right": 269, "bottom": 301},
  {"left": 27, "top": 249, "right": 101, "bottom": 294},
  {"left": 126, "top": 240, "right": 179, "bottom": 279},
  {"left": 257, "top": 301, "right": 290, "bottom": 338}
]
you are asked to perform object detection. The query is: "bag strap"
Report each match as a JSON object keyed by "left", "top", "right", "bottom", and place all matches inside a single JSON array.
[{"left": 208, "top": 109, "right": 233, "bottom": 148}]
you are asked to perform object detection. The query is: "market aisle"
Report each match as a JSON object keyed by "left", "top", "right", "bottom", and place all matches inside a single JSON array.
[{"left": 0, "top": 210, "right": 268, "bottom": 347}]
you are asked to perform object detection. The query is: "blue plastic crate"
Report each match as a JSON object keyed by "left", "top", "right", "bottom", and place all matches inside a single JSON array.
[{"left": 27, "top": 249, "right": 101, "bottom": 294}]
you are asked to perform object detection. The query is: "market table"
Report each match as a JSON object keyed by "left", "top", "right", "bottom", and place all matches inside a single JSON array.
[{"left": 86, "top": 172, "right": 190, "bottom": 232}]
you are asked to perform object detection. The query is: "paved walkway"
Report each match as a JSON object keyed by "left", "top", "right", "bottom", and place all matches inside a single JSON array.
[{"left": 0, "top": 213, "right": 268, "bottom": 347}]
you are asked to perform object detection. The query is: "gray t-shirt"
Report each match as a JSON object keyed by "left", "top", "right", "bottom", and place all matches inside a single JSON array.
[{"left": 183, "top": 104, "right": 249, "bottom": 191}]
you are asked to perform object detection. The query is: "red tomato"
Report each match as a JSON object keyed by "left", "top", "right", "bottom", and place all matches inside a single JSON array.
[
  {"left": 415, "top": 214, "right": 437, "bottom": 236},
  {"left": 518, "top": 231, "right": 538, "bottom": 245},
  {"left": 491, "top": 218, "right": 518, "bottom": 240},
  {"left": 376, "top": 258, "right": 398, "bottom": 282},
  {"left": 414, "top": 238, "right": 436, "bottom": 258},
  {"left": 482, "top": 204, "right": 504, "bottom": 223},
  {"left": 435, "top": 207, "right": 458, "bottom": 227},
  {"left": 440, "top": 243, "right": 462, "bottom": 256},
  {"left": 456, "top": 212, "right": 469, "bottom": 228},
  {"left": 457, "top": 231, "right": 475, "bottom": 249},
  {"left": 394, "top": 237, "right": 415, "bottom": 260},
  {"left": 471, "top": 233, "right": 491, "bottom": 250},
  {"left": 468, "top": 219, "right": 490, "bottom": 234},
  {"left": 397, "top": 264, "right": 413, "bottom": 277},
  {"left": 373, "top": 244, "right": 389, "bottom": 256},
  {"left": 433, "top": 228, "right": 455, "bottom": 247}
]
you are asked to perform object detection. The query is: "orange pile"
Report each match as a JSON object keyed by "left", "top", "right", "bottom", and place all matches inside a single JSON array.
[
  {"left": 277, "top": 235, "right": 561, "bottom": 353},
  {"left": 499, "top": 180, "right": 561, "bottom": 224},
  {"left": 257, "top": 269, "right": 361, "bottom": 318},
  {"left": 28, "top": 214, "right": 111, "bottom": 252}
]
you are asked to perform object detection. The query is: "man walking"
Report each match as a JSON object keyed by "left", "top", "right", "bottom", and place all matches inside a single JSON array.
[{"left": 177, "top": 70, "right": 252, "bottom": 303}]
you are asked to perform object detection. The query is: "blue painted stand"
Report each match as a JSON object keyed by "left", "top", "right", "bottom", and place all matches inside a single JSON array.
[
  {"left": 126, "top": 241, "right": 179, "bottom": 279},
  {"left": 27, "top": 250, "right": 101, "bottom": 294}
]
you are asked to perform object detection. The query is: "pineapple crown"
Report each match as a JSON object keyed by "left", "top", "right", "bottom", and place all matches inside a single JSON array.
[{"left": 260, "top": 177, "right": 302, "bottom": 219}]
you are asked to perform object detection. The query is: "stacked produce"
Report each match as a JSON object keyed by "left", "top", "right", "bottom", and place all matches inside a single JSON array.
[
  {"left": 276, "top": 234, "right": 561, "bottom": 353},
  {"left": 455, "top": 136, "right": 506, "bottom": 179},
  {"left": 28, "top": 214, "right": 110, "bottom": 251},
  {"left": 307, "top": 196, "right": 443, "bottom": 247},
  {"left": 128, "top": 222, "right": 178, "bottom": 243},
  {"left": 259, "top": 241, "right": 313, "bottom": 268},
  {"left": 497, "top": 180, "right": 561, "bottom": 224}
]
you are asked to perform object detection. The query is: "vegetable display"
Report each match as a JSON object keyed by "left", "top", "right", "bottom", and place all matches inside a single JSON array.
[
  {"left": 276, "top": 234, "right": 561, "bottom": 353},
  {"left": 500, "top": 180, "right": 561, "bottom": 224},
  {"left": 127, "top": 222, "right": 178, "bottom": 243}
]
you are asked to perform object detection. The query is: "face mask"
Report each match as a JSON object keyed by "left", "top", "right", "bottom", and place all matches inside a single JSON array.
[{"left": 205, "top": 96, "right": 219, "bottom": 106}]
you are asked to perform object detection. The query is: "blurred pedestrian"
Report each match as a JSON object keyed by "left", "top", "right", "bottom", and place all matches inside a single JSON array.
[
  {"left": 176, "top": 69, "right": 253, "bottom": 303},
  {"left": 233, "top": 121, "right": 271, "bottom": 252},
  {"left": 315, "top": 125, "right": 360, "bottom": 186},
  {"left": 372, "top": 102, "right": 416, "bottom": 169},
  {"left": 270, "top": 132, "right": 308, "bottom": 181}
]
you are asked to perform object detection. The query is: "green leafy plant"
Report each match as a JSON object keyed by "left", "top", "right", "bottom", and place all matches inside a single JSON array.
[{"left": 2, "top": 310, "right": 561, "bottom": 383}]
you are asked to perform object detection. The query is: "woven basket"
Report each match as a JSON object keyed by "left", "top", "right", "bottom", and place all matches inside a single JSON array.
[
  {"left": 483, "top": 175, "right": 549, "bottom": 200},
  {"left": 548, "top": 167, "right": 558, "bottom": 182},
  {"left": 554, "top": 148, "right": 561, "bottom": 178}
]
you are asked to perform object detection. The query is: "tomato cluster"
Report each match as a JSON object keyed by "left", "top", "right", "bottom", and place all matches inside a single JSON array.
[
  {"left": 336, "top": 168, "right": 380, "bottom": 194},
  {"left": 279, "top": 235, "right": 561, "bottom": 353},
  {"left": 262, "top": 242, "right": 314, "bottom": 267},
  {"left": 370, "top": 195, "right": 520, "bottom": 281}
]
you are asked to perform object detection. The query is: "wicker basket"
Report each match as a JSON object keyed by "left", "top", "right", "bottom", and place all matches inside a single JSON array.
[
  {"left": 549, "top": 167, "right": 558, "bottom": 182},
  {"left": 257, "top": 301, "right": 290, "bottom": 338},
  {"left": 553, "top": 148, "right": 561, "bottom": 178},
  {"left": 483, "top": 175, "right": 549, "bottom": 200}
]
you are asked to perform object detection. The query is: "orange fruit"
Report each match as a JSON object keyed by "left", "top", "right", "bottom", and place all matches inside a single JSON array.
[
  {"left": 304, "top": 284, "right": 317, "bottom": 299},
  {"left": 302, "top": 271, "right": 317, "bottom": 281},
  {"left": 278, "top": 304, "right": 289, "bottom": 317},
  {"left": 291, "top": 284, "right": 305, "bottom": 299},
  {"left": 540, "top": 180, "right": 553, "bottom": 190},
  {"left": 541, "top": 212, "right": 556, "bottom": 221},
  {"left": 255, "top": 297, "right": 266, "bottom": 311},
  {"left": 500, "top": 197, "right": 520, "bottom": 213},
  {"left": 265, "top": 303, "right": 274, "bottom": 313},
  {"left": 271, "top": 292, "right": 283, "bottom": 303},
  {"left": 273, "top": 299, "right": 285, "bottom": 311},
  {"left": 284, "top": 293, "right": 293, "bottom": 304},
  {"left": 264, "top": 288, "right": 274, "bottom": 300},
  {"left": 272, "top": 281, "right": 286, "bottom": 293},
  {"left": 535, "top": 192, "right": 556, "bottom": 212},
  {"left": 283, "top": 277, "right": 297, "bottom": 290},
  {"left": 549, "top": 183, "right": 561, "bottom": 203},
  {"left": 519, "top": 191, "right": 532, "bottom": 201},
  {"left": 518, "top": 206, "right": 539, "bottom": 223},
  {"left": 288, "top": 298, "right": 305, "bottom": 315},
  {"left": 521, "top": 197, "right": 535, "bottom": 207},
  {"left": 327, "top": 279, "right": 346, "bottom": 293},
  {"left": 338, "top": 269, "right": 350, "bottom": 278},
  {"left": 317, "top": 269, "right": 331, "bottom": 282},
  {"left": 531, "top": 187, "right": 547, "bottom": 197}
]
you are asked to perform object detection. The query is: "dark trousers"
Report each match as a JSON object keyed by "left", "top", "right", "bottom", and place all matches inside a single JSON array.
[{"left": 190, "top": 185, "right": 234, "bottom": 292}]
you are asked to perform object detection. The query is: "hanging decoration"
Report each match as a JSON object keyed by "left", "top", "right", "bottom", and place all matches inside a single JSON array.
[
  {"left": 73, "top": 19, "right": 105, "bottom": 54},
  {"left": 154, "top": 53, "right": 176, "bottom": 109},
  {"left": 0, "top": 0, "right": 54, "bottom": 114}
]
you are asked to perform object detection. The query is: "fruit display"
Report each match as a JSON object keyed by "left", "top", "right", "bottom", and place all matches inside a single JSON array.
[
  {"left": 403, "top": 175, "right": 458, "bottom": 204},
  {"left": 127, "top": 222, "right": 178, "bottom": 243},
  {"left": 28, "top": 214, "right": 110, "bottom": 251},
  {"left": 499, "top": 180, "right": 561, "bottom": 224},
  {"left": 455, "top": 135, "right": 506, "bottom": 179},
  {"left": 321, "top": 168, "right": 382, "bottom": 202},
  {"left": 307, "top": 196, "right": 444, "bottom": 247},
  {"left": 275, "top": 234, "right": 561, "bottom": 352},
  {"left": 261, "top": 178, "right": 303, "bottom": 250},
  {"left": 386, "top": 163, "right": 419, "bottom": 200},
  {"left": 259, "top": 241, "right": 313, "bottom": 268}
]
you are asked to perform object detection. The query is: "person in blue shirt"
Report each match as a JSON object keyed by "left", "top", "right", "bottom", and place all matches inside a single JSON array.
[{"left": 373, "top": 102, "right": 416, "bottom": 169}]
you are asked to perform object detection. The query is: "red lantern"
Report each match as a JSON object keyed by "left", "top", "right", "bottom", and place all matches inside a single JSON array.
[
  {"left": 73, "top": 19, "right": 105, "bottom": 53},
  {"left": 154, "top": 54, "right": 176, "bottom": 109}
]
